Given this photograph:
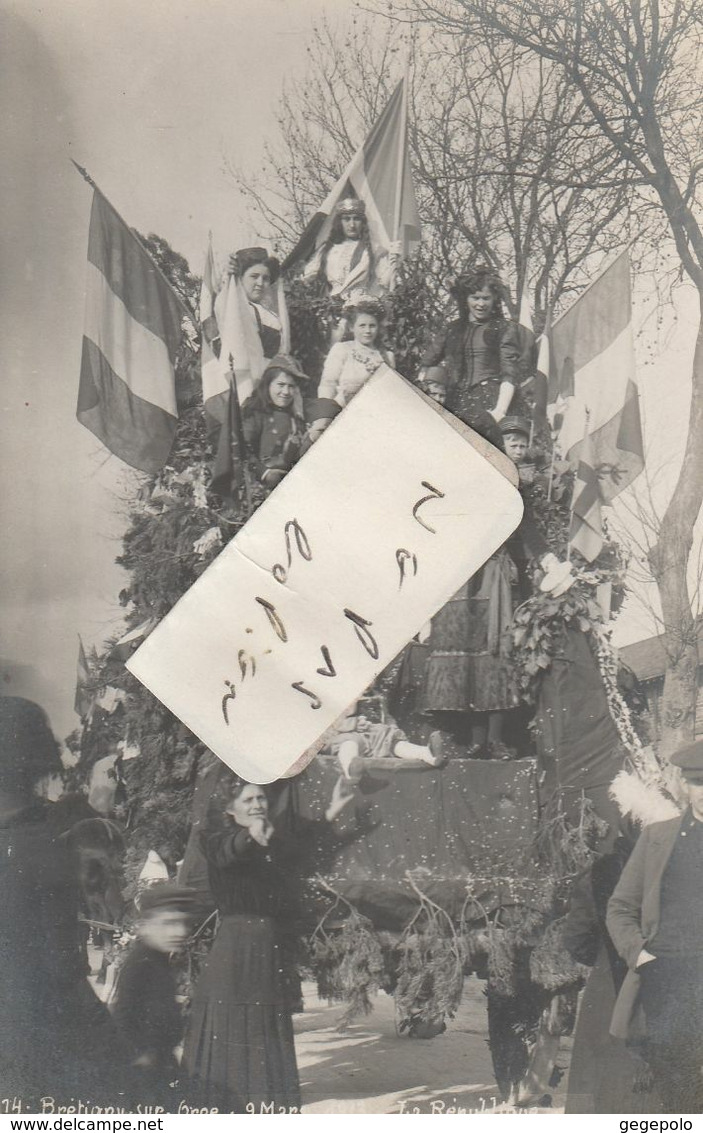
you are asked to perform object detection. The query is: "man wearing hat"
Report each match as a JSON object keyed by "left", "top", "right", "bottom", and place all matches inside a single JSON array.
[
  {"left": 112, "top": 883, "right": 199, "bottom": 1103},
  {"left": 607, "top": 743, "right": 703, "bottom": 1112}
]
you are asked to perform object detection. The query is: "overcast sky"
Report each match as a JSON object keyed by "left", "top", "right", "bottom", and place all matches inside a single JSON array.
[{"left": 0, "top": 0, "right": 699, "bottom": 740}]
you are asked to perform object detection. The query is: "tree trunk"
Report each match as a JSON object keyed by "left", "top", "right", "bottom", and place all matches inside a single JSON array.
[{"left": 648, "top": 292, "right": 703, "bottom": 758}]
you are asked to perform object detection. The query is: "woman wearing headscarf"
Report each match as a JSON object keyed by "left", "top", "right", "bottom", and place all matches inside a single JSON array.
[
  {"left": 241, "top": 354, "right": 311, "bottom": 492},
  {"left": 302, "top": 197, "right": 400, "bottom": 342}
]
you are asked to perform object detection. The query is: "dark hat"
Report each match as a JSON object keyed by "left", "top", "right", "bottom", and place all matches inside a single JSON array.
[
  {"left": 305, "top": 398, "right": 342, "bottom": 425},
  {"left": 670, "top": 740, "right": 703, "bottom": 781},
  {"left": 231, "top": 247, "right": 280, "bottom": 286},
  {"left": 500, "top": 416, "right": 531, "bottom": 439},
  {"left": 0, "top": 697, "right": 62, "bottom": 794},
  {"left": 139, "top": 883, "right": 199, "bottom": 917},
  {"left": 335, "top": 197, "right": 366, "bottom": 218},
  {"left": 423, "top": 365, "right": 449, "bottom": 388},
  {"left": 261, "top": 354, "right": 312, "bottom": 385}
]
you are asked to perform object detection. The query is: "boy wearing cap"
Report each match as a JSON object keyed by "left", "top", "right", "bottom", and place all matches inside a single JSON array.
[
  {"left": 420, "top": 365, "right": 449, "bottom": 407},
  {"left": 112, "top": 884, "right": 197, "bottom": 1103},
  {"left": 498, "top": 415, "right": 576, "bottom": 599},
  {"left": 607, "top": 742, "right": 703, "bottom": 1112},
  {"left": 499, "top": 416, "right": 530, "bottom": 467},
  {"left": 299, "top": 397, "right": 342, "bottom": 457}
]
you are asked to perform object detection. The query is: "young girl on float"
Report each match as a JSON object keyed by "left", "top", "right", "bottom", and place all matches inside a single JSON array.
[
  {"left": 317, "top": 296, "right": 395, "bottom": 408},
  {"left": 240, "top": 355, "right": 311, "bottom": 492},
  {"left": 419, "top": 265, "right": 525, "bottom": 429},
  {"left": 302, "top": 197, "right": 399, "bottom": 303}
]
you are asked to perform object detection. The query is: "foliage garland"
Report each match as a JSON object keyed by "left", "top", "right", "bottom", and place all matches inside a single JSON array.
[{"left": 309, "top": 882, "right": 387, "bottom": 1029}]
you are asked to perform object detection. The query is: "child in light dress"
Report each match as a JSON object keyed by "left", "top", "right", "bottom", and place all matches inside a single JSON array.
[{"left": 318, "top": 297, "right": 395, "bottom": 408}]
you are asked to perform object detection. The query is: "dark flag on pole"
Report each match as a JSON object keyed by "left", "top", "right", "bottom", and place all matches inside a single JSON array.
[
  {"left": 200, "top": 239, "right": 249, "bottom": 505},
  {"left": 74, "top": 635, "right": 93, "bottom": 720},
  {"left": 209, "top": 357, "right": 248, "bottom": 502}
]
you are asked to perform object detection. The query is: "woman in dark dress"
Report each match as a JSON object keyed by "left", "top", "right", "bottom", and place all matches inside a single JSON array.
[
  {"left": 241, "top": 355, "right": 310, "bottom": 493},
  {"left": 419, "top": 265, "right": 524, "bottom": 431},
  {"left": 419, "top": 536, "right": 531, "bottom": 757},
  {"left": 417, "top": 411, "right": 555, "bottom": 758},
  {"left": 183, "top": 778, "right": 351, "bottom": 1112}
]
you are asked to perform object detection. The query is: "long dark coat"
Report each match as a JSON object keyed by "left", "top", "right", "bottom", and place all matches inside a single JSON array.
[{"left": 563, "top": 842, "right": 660, "bottom": 1113}]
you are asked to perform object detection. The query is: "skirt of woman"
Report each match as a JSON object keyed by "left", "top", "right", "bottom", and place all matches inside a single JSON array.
[
  {"left": 449, "top": 377, "right": 527, "bottom": 428},
  {"left": 183, "top": 914, "right": 301, "bottom": 1113},
  {"left": 421, "top": 551, "right": 520, "bottom": 714}
]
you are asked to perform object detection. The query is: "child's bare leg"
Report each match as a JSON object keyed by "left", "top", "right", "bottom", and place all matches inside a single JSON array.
[
  {"left": 394, "top": 738, "right": 444, "bottom": 767},
  {"left": 338, "top": 738, "right": 364, "bottom": 780}
]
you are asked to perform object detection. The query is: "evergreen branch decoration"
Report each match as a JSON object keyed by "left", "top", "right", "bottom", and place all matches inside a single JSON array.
[
  {"left": 395, "top": 872, "right": 468, "bottom": 1036},
  {"left": 309, "top": 878, "right": 385, "bottom": 1029},
  {"left": 529, "top": 916, "right": 589, "bottom": 993}
]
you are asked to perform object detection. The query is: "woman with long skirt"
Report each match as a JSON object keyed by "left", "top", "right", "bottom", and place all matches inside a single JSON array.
[{"left": 183, "top": 777, "right": 351, "bottom": 1112}]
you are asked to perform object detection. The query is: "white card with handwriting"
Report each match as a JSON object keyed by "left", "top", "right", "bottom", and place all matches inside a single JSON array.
[{"left": 127, "top": 368, "right": 523, "bottom": 783}]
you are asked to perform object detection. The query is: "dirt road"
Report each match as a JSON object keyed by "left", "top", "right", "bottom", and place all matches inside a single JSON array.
[{"left": 295, "top": 979, "right": 570, "bottom": 1114}]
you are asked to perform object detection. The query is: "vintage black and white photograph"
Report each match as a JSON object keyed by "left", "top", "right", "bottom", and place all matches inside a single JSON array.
[{"left": 2, "top": 0, "right": 703, "bottom": 1117}]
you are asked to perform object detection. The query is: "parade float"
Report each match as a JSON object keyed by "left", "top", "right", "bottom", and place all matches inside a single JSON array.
[
  {"left": 66, "top": 226, "right": 675, "bottom": 1105},
  {"left": 64, "top": 73, "right": 681, "bottom": 1105}
]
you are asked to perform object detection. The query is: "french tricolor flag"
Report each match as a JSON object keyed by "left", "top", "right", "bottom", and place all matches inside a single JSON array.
[
  {"left": 551, "top": 250, "right": 644, "bottom": 503},
  {"left": 77, "top": 189, "right": 186, "bottom": 473},
  {"left": 282, "top": 77, "right": 421, "bottom": 273}
]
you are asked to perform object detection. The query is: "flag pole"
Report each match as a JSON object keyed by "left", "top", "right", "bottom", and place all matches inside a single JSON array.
[
  {"left": 228, "top": 354, "right": 254, "bottom": 519},
  {"left": 390, "top": 60, "right": 410, "bottom": 294},
  {"left": 71, "top": 160, "right": 196, "bottom": 325},
  {"left": 567, "top": 407, "right": 591, "bottom": 562},
  {"left": 546, "top": 438, "right": 557, "bottom": 503}
]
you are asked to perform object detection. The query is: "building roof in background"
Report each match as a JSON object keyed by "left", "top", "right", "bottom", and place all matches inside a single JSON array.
[{"left": 619, "top": 624, "right": 703, "bottom": 683}]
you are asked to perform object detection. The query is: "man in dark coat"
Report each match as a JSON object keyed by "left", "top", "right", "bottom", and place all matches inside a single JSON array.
[
  {"left": 563, "top": 829, "right": 659, "bottom": 1112},
  {"left": 0, "top": 697, "right": 129, "bottom": 1108},
  {"left": 607, "top": 741, "right": 703, "bottom": 1113}
]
